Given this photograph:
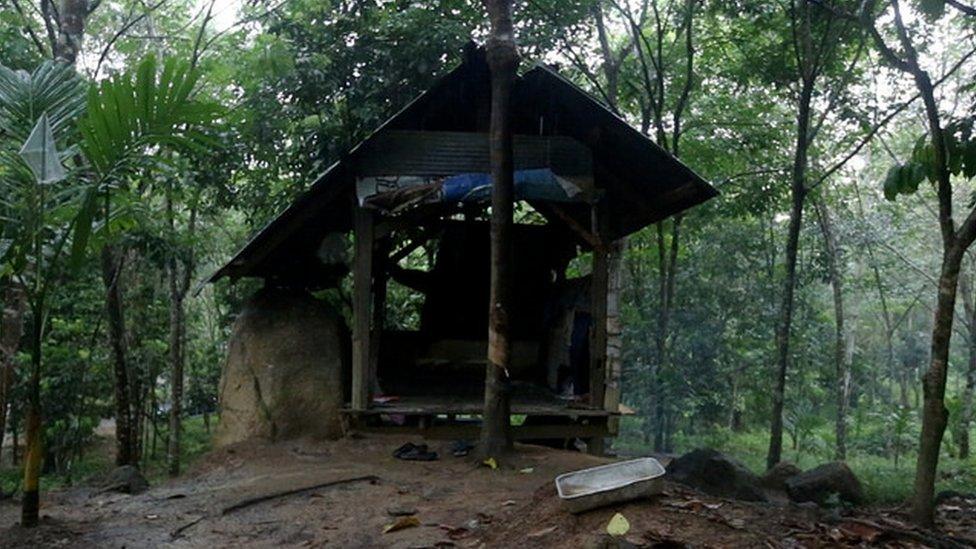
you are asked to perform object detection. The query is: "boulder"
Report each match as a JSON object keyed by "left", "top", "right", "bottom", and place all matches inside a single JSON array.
[
  {"left": 215, "top": 287, "right": 348, "bottom": 447},
  {"left": 102, "top": 465, "right": 149, "bottom": 494},
  {"left": 760, "top": 461, "right": 802, "bottom": 491},
  {"left": 785, "top": 462, "right": 864, "bottom": 506},
  {"left": 666, "top": 448, "right": 767, "bottom": 502}
]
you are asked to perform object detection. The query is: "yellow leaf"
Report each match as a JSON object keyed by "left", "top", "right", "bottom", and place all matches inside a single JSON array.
[
  {"left": 606, "top": 513, "right": 630, "bottom": 537},
  {"left": 483, "top": 457, "right": 498, "bottom": 470},
  {"left": 383, "top": 516, "right": 420, "bottom": 534}
]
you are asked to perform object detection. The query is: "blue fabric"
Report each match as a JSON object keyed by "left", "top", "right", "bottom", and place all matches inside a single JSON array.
[{"left": 441, "top": 168, "right": 580, "bottom": 203}]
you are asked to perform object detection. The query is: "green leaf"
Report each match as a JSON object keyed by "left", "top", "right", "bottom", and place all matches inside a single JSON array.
[
  {"left": 918, "top": 0, "right": 945, "bottom": 19},
  {"left": 607, "top": 513, "right": 630, "bottom": 536},
  {"left": 963, "top": 139, "right": 976, "bottom": 179},
  {"left": 68, "top": 187, "right": 97, "bottom": 272}
]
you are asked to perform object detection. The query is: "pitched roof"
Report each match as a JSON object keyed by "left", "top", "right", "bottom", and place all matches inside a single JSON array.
[{"left": 209, "top": 48, "right": 717, "bottom": 284}]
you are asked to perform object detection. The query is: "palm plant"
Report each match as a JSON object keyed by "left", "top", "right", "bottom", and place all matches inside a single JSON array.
[
  {"left": 0, "top": 61, "right": 87, "bottom": 526},
  {"left": 0, "top": 55, "right": 218, "bottom": 527},
  {"left": 82, "top": 55, "right": 218, "bottom": 474}
]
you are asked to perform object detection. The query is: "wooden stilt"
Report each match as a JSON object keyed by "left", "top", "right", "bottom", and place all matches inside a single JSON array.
[
  {"left": 351, "top": 206, "right": 375, "bottom": 411},
  {"left": 589, "top": 201, "right": 609, "bottom": 456}
]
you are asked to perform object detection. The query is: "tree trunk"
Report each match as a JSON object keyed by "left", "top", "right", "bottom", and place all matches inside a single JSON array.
[
  {"left": 767, "top": 169, "right": 807, "bottom": 470},
  {"left": 767, "top": 92, "right": 810, "bottom": 469},
  {"left": 0, "top": 283, "right": 26, "bottom": 465},
  {"left": 814, "top": 196, "right": 849, "bottom": 460},
  {"left": 479, "top": 0, "right": 518, "bottom": 459},
  {"left": 52, "top": 0, "right": 89, "bottom": 64},
  {"left": 21, "top": 303, "right": 43, "bottom": 527},
  {"left": 961, "top": 340, "right": 976, "bottom": 459},
  {"left": 912, "top": 247, "right": 963, "bottom": 525},
  {"left": 167, "top": 279, "right": 184, "bottom": 476},
  {"left": 101, "top": 244, "right": 135, "bottom": 466},
  {"left": 166, "top": 192, "right": 194, "bottom": 477},
  {"left": 653, "top": 218, "right": 681, "bottom": 451},
  {"left": 957, "top": 268, "right": 975, "bottom": 460}
]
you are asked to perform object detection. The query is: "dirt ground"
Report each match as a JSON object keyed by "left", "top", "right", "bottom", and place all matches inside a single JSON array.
[{"left": 1, "top": 434, "right": 974, "bottom": 548}]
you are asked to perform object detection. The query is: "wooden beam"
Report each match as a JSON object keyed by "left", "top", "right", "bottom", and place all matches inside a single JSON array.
[
  {"left": 348, "top": 421, "right": 609, "bottom": 441},
  {"left": 544, "top": 203, "right": 604, "bottom": 251},
  {"left": 351, "top": 206, "right": 375, "bottom": 410}
]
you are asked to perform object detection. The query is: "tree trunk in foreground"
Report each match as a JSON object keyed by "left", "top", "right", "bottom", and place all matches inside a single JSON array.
[
  {"left": 479, "top": 0, "right": 518, "bottom": 459},
  {"left": 913, "top": 246, "right": 963, "bottom": 525},
  {"left": 101, "top": 244, "right": 135, "bottom": 466}
]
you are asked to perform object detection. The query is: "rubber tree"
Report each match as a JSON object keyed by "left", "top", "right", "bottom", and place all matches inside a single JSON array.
[
  {"left": 609, "top": 0, "right": 698, "bottom": 452},
  {"left": 765, "top": 0, "right": 862, "bottom": 469},
  {"left": 853, "top": 0, "right": 976, "bottom": 527},
  {"left": 479, "top": 0, "right": 519, "bottom": 458},
  {"left": 813, "top": 193, "right": 852, "bottom": 460}
]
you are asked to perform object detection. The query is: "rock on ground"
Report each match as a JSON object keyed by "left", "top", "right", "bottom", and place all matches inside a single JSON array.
[
  {"left": 215, "top": 287, "right": 348, "bottom": 447},
  {"left": 666, "top": 448, "right": 767, "bottom": 502},
  {"left": 786, "top": 461, "right": 864, "bottom": 506},
  {"left": 760, "top": 461, "right": 801, "bottom": 491},
  {"left": 102, "top": 465, "right": 149, "bottom": 494}
]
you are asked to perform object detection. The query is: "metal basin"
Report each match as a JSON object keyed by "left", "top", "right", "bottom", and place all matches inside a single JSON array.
[{"left": 555, "top": 457, "right": 665, "bottom": 513}]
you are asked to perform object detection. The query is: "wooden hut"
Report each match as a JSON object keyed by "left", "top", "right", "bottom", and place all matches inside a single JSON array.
[{"left": 209, "top": 46, "right": 717, "bottom": 446}]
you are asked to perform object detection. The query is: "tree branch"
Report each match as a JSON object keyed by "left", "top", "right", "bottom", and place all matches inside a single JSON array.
[
  {"left": 948, "top": 0, "right": 976, "bottom": 17},
  {"left": 807, "top": 43, "right": 976, "bottom": 191},
  {"left": 94, "top": 0, "right": 169, "bottom": 77},
  {"left": 5, "top": 0, "right": 49, "bottom": 57}
]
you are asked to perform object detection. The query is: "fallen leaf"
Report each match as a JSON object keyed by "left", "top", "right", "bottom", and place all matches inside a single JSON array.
[
  {"left": 483, "top": 457, "right": 498, "bottom": 470},
  {"left": 838, "top": 521, "right": 882, "bottom": 543},
  {"left": 501, "top": 500, "right": 516, "bottom": 507},
  {"left": 666, "top": 499, "right": 704, "bottom": 512},
  {"left": 383, "top": 516, "right": 420, "bottom": 534},
  {"left": 527, "top": 525, "right": 557, "bottom": 538},
  {"left": 145, "top": 514, "right": 159, "bottom": 520},
  {"left": 606, "top": 513, "right": 630, "bottom": 536},
  {"left": 519, "top": 467, "right": 534, "bottom": 474}
]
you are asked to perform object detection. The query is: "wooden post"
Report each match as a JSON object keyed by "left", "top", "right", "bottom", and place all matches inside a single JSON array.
[
  {"left": 370, "top": 239, "right": 389, "bottom": 396},
  {"left": 605, "top": 239, "right": 624, "bottom": 435},
  {"left": 480, "top": 0, "right": 519, "bottom": 458},
  {"left": 589, "top": 201, "right": 609, "bottom": 455},
  {"left": 351, "top": 206, "right": 375, "bottom": 411}
]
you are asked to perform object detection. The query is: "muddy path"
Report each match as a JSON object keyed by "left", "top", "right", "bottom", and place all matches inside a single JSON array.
[{"left": 2, "top": 435, "right": 973, "bottom": 548}]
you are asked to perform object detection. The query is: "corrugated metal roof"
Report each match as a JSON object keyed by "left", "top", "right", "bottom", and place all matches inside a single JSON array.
[{"left": 207, "top": 46, "right": 717, "bottom": 285}]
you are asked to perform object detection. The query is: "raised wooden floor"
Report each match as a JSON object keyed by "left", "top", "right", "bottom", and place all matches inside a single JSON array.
[{"left": 341, "top": 394, "right": 617, "bottom": 417}]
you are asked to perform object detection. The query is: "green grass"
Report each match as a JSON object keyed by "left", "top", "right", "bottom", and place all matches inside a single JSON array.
[
  {"left": 0, "top": 415, "right": 214, "bottom": 495},
  {"left": 612, "top": 417, "right": 976, "bottom": 505}
]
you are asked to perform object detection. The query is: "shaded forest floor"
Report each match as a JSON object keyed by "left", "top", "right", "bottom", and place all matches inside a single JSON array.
[{"left": 2, "top": 433, "right": 976, "bottom": 547}]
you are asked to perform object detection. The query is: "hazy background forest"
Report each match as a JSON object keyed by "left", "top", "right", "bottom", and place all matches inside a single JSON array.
[{"left": 1, "top": 0, "right": 975, "bottom": 519}]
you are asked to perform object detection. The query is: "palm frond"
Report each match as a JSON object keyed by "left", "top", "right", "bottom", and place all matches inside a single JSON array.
[
  {"left": 0, "top": 61, "right": 87, "bottom": 144},
  {"left": 78, "top": 55, "right": 221, "bottom": 183}
]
